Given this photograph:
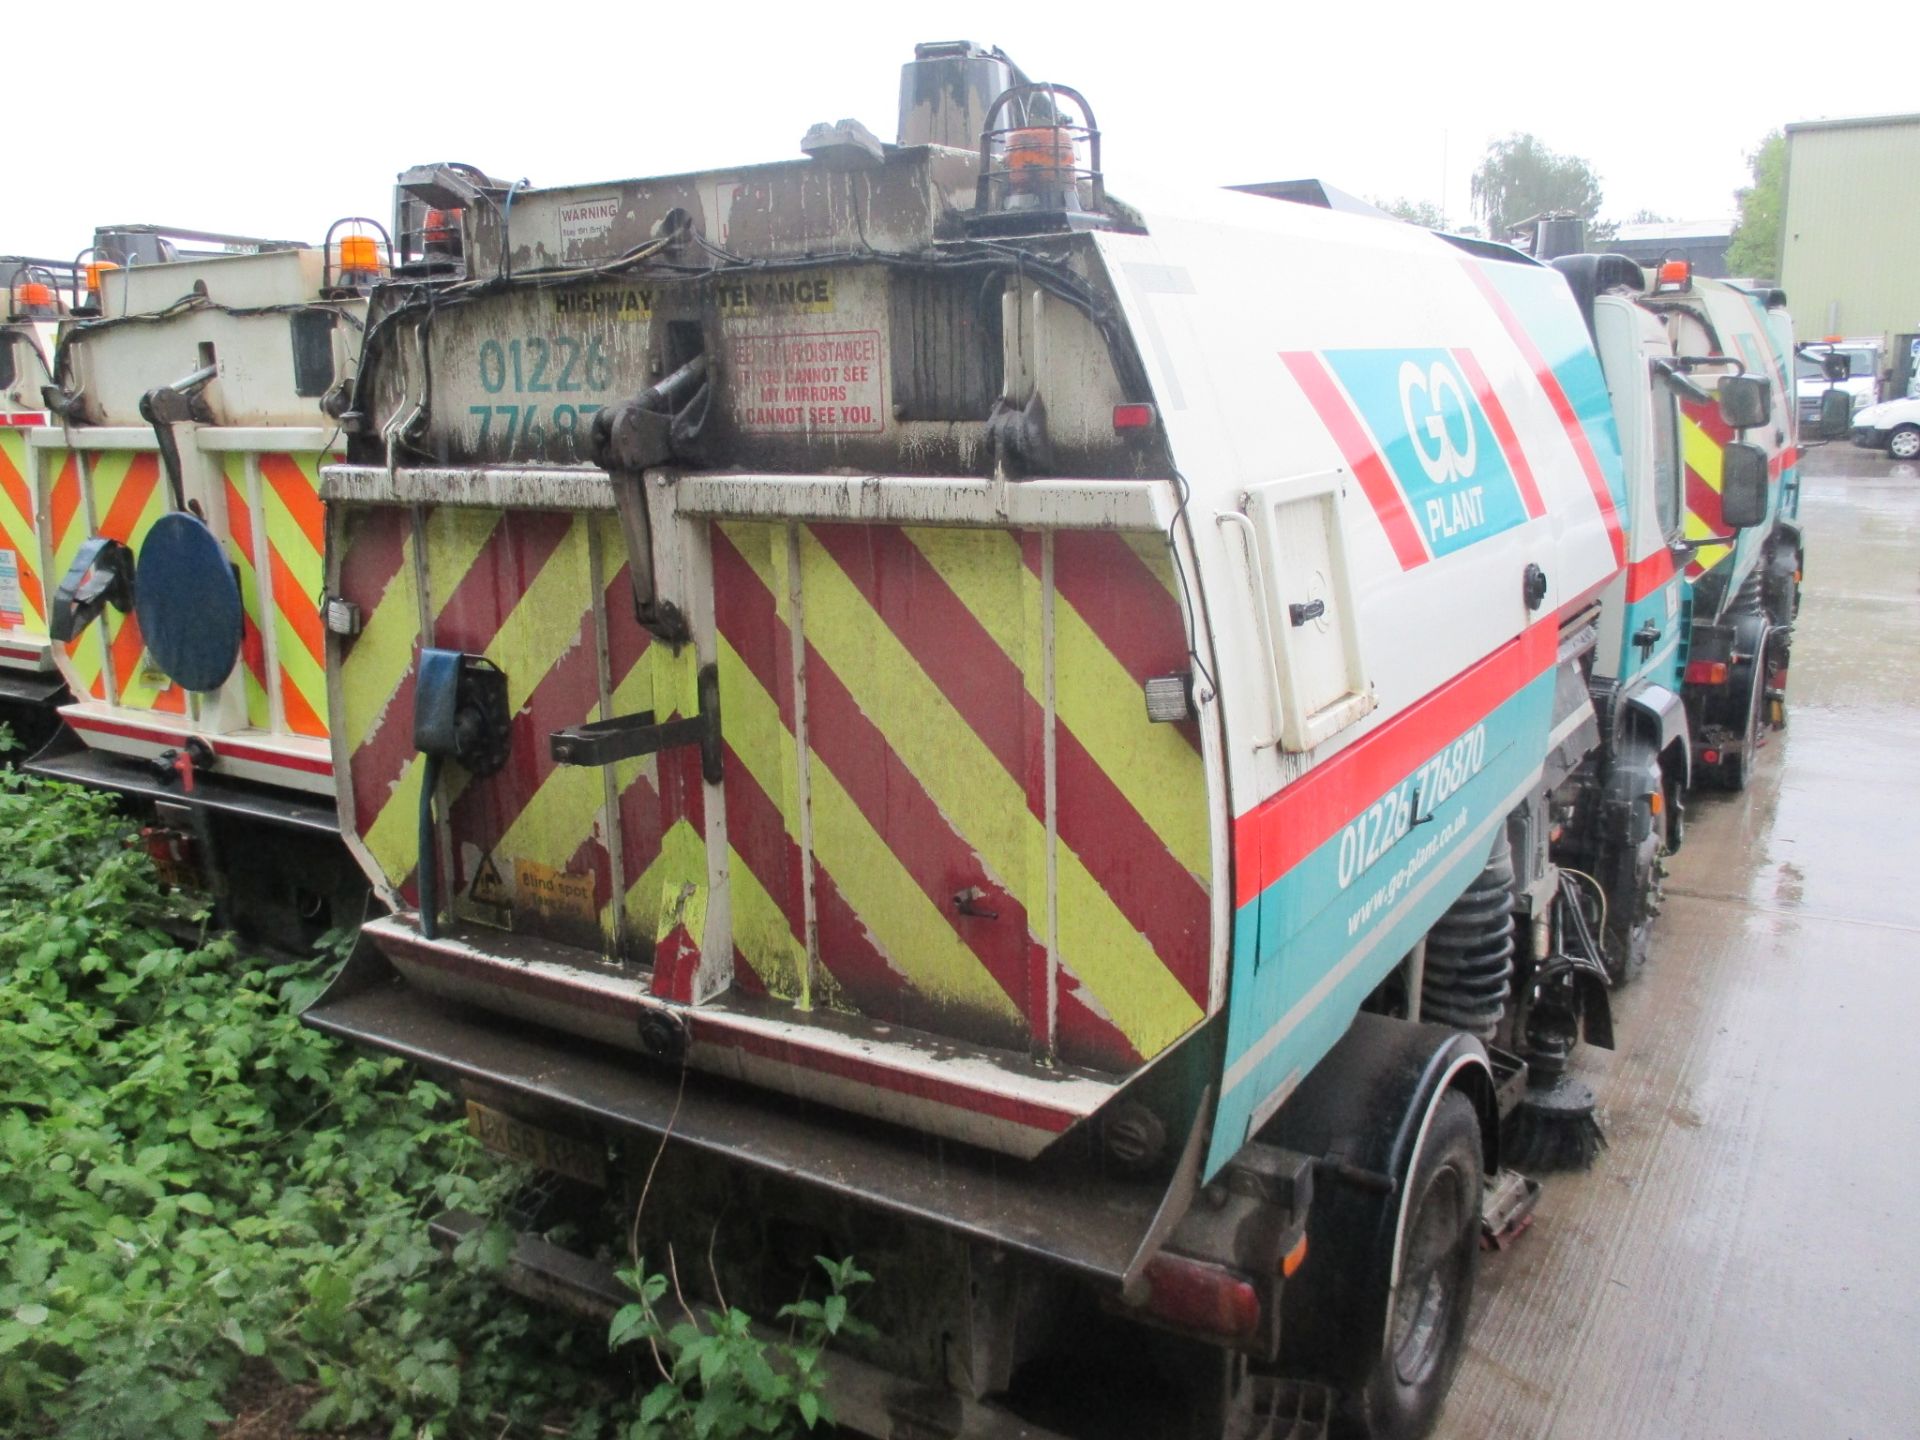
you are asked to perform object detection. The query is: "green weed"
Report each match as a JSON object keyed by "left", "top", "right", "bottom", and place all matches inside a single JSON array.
[{"left": 0, "top": 766, "right": 620, "bottom": 1437}]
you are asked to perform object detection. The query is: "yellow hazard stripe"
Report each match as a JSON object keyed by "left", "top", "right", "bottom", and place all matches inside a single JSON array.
[
  {"left": 221, "top": 456, "right": 270, "bottom": 728},
  {"left": 339, "top": 519, "right": 420, "bottom": 755},
  {"left": 0, "top": 432, "right": 44, "bottom": 632},
  {"left": 726, "top": 842, "right": 808, "bottom": 1003},
  {"left": 46, "top": 450, "right": 105, "bottom": 697},
  {"left": 717, "top": 626, "right": 1017, "bottom": 1023},
  {"left": 1681, "top": 416, "right": 1732, "bottom": 573},
  {"left": 262, "top": 456, "right": 327, "bottom": 726},
  {"left": 489, "top": 520, "right": 611, "bottom": 883},
  {"left": 909, "top": 527, "right": 1209, "bottom": 881},
  {"left": 99, "top": 455, "right": 175, "bottom": 711},
  {"left": 360, "top": 508, "right": 500, "bottom": 863},
  {"left": 787, "top": 528, "right": 1201, "bottom": 1053}
]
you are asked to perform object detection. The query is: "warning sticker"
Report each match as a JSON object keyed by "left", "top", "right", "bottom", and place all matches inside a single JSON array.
[
  {"left": 557, "top": 194, "right": 620, "bottom": 248},
  {"left": 515, "top": 857, "right": 599, "bottom": 947},
  {"left": 0, "top": 549, "right": 20, "bottom": 627},
  {"left": 461, "top": 849, "right": 513, "bottom": 930},
  {"left": 734, "top": 330, "right": 884, "bottom": 435}
]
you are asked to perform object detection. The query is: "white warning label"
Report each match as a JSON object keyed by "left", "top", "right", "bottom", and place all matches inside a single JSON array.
[
  {"left": 557, "top": 194, "right": 619, "bottom": 247},
  {"left": 0, "top": 548, "right": 21, "bottom": 627},
  {"left": 734, "top": 330, "right": 884, "bottom": 435}
]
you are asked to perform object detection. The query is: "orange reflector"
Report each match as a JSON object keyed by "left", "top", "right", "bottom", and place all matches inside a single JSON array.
[
  {"left": 1649, "top": 790, "right": 1664, "bottom": 815},
  {"left": 1113, "top": 403, "right": 1157, "bottom": 431},
  {"left": 85, "top": 261, "right": 120, "bottom": 292},
  {"left": 1281, "top": 1235, "right": 1309, "bottom": 1278},
  {"left": 338, "top": 235, "right": 381, "bottom": 272},
  {"left": 1684, "top": 659, "right": 1728, "bottom": 686},
  {"left": 1139, "top": 1254, "right": 1261, "bottom": 1340}
]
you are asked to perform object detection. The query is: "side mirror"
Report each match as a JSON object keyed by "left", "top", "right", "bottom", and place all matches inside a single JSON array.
[
  {"left": 1819, "top": 388, "right": 1854, "bottom": 439},
  {"left": 1716, "top": 374, "right": 1770, "bottom": 430},
  {"left": 1720, "top": 443, "right": 1769, "bottom": 529}
]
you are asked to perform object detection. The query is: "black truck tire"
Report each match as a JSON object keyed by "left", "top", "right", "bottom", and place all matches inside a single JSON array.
[{"left": 1340, "top": 1090, "right": 1483, "bottom": 1439}]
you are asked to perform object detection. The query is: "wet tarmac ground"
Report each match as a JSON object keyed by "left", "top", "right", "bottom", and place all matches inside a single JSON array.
[{"left": 1437, "top": 442, "right": 1920, "bottom": 1440}]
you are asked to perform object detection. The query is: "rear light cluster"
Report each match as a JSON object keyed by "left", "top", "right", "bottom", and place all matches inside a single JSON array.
[
  {"left": 1134, "top": 1235, "right": 1307, "bottom": 1343},
  {"left": 1138, "top": 1254, "right": 1261, "bottom": 1340},
  {"left": 1684, "top": 659, "right": 1728, "bottom": 686}
]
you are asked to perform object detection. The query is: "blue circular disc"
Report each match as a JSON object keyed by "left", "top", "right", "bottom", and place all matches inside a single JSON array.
[{"left": 135, "top": 512, "right": 244, "bottom": 693}]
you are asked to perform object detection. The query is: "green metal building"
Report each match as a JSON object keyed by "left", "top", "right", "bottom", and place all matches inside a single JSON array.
[{"left": 1780, "top": 113, "right": 1920, "bottom": 352}]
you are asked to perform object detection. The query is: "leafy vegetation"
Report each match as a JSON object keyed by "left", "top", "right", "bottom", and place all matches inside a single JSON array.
[
  {"left": 0, "top": 754, "right": 616, "bottom": 1436},
  {"left": 0, "top": 745, "right": 872, "bottom": 1438},
  {"left": 608, "top": 1256, "right": 871, "bottom": 1440},
  {"left": 1727, "top": 131, "right": 1785, "bottom": 280}
]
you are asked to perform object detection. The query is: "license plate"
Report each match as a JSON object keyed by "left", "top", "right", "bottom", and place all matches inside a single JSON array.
[{"left": 465, "top": 1100, "right": 607, "bottom": 1187}]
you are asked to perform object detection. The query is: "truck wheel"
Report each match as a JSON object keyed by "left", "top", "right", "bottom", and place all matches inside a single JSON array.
[
  {"left": 1715, "top": 661, "right": 1765, "bottom": 792},
  {"left": 1343, "top": 1091, "right": 1482, "bottom": 1440},
  {"left": 1889, "top": 425, "right": 1920, "bottom": 461}
]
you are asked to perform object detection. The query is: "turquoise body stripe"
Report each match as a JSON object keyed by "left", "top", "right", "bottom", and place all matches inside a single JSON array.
[
  {"left": 1207, "top": 672, "right": 1556, "bottom": 1178},
  {"left": 1612, "top": 581, "right": 1687, "bottom": 691}
]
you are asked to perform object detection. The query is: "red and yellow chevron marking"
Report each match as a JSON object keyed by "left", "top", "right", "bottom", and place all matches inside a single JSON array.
[
  {"left": 1681, "top": 400, "right": 1736, "bottom": 578},
  {"left": 0, "top": 430, "right": 46, "bottom": 636},
  {"left": 221, "top": 455, "right": 272, "bottom": 728},
  {"left": 89, "top": 451, "right": 185, "bottom": 714},
  {"left": 713, "top": 521, "right": 1209, "bottom": 1071},
  {"left": 46, "top": 449, "right": 106, "bottom": 700},
  {"left": 337, "top": 503, "right": 1210, "bottom": 1072},
  {"left": 258, "top": 454, "right": 329, "bottom": 737},
  {"left": 336, "top": 503, "right": 424, "bottom": 897}
]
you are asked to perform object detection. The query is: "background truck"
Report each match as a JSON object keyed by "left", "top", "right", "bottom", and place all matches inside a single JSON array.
[
  {"left": 1639, "top": 263, "right": 1803, "bottom": 790},
  {"left": 1, "top": 258, "right": 79, "bottom": 748},
  {"left": 306, "top": 41, "right": 1692, "bottom": 1439},
  {"left": 21, "top": 221, "right": 384, "bottom": 945},
  {"left": 1545, "top": 254, "right": 1779, "bottom": 991}
]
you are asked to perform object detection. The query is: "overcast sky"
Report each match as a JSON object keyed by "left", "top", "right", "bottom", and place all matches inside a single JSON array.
[{"left": 11, "top": 1, "right": 1913, "bottom": 259}]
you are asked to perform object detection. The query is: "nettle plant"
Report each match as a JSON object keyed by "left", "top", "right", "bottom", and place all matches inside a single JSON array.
[
  {"left": 608, "top": 1254, "right": 874, "bottom": 1440},
  {"left": 0, "top": 755, "right": 618, "bottom": 1438}
]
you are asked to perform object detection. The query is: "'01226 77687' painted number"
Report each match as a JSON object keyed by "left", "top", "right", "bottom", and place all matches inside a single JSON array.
[
  {"left": 469, "top": 335, "right": 614, "bottom": 454},
  {"left": 1335, "top": 723, "right": 1488, "bottom": 890}
]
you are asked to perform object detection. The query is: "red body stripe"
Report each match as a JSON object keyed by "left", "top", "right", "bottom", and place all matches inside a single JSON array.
[
  {"left": 1451, "top": 347, "right": 1546, "bottom": 518},
  {"left": 63, "top": 711, "right": 333, "bottom": 774},
  {"left": 1460, "top": 262, "right": 1626, "bottom": 566},
  {"left": 1233, "top": 617, "right": 1557, "bottom": 909},
  {"left": 1625, "top": 546, "right": 1677, "bottom": 603},
  {"left": 1280, "top": 350, "right": 1430, "bottom": 569}
]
